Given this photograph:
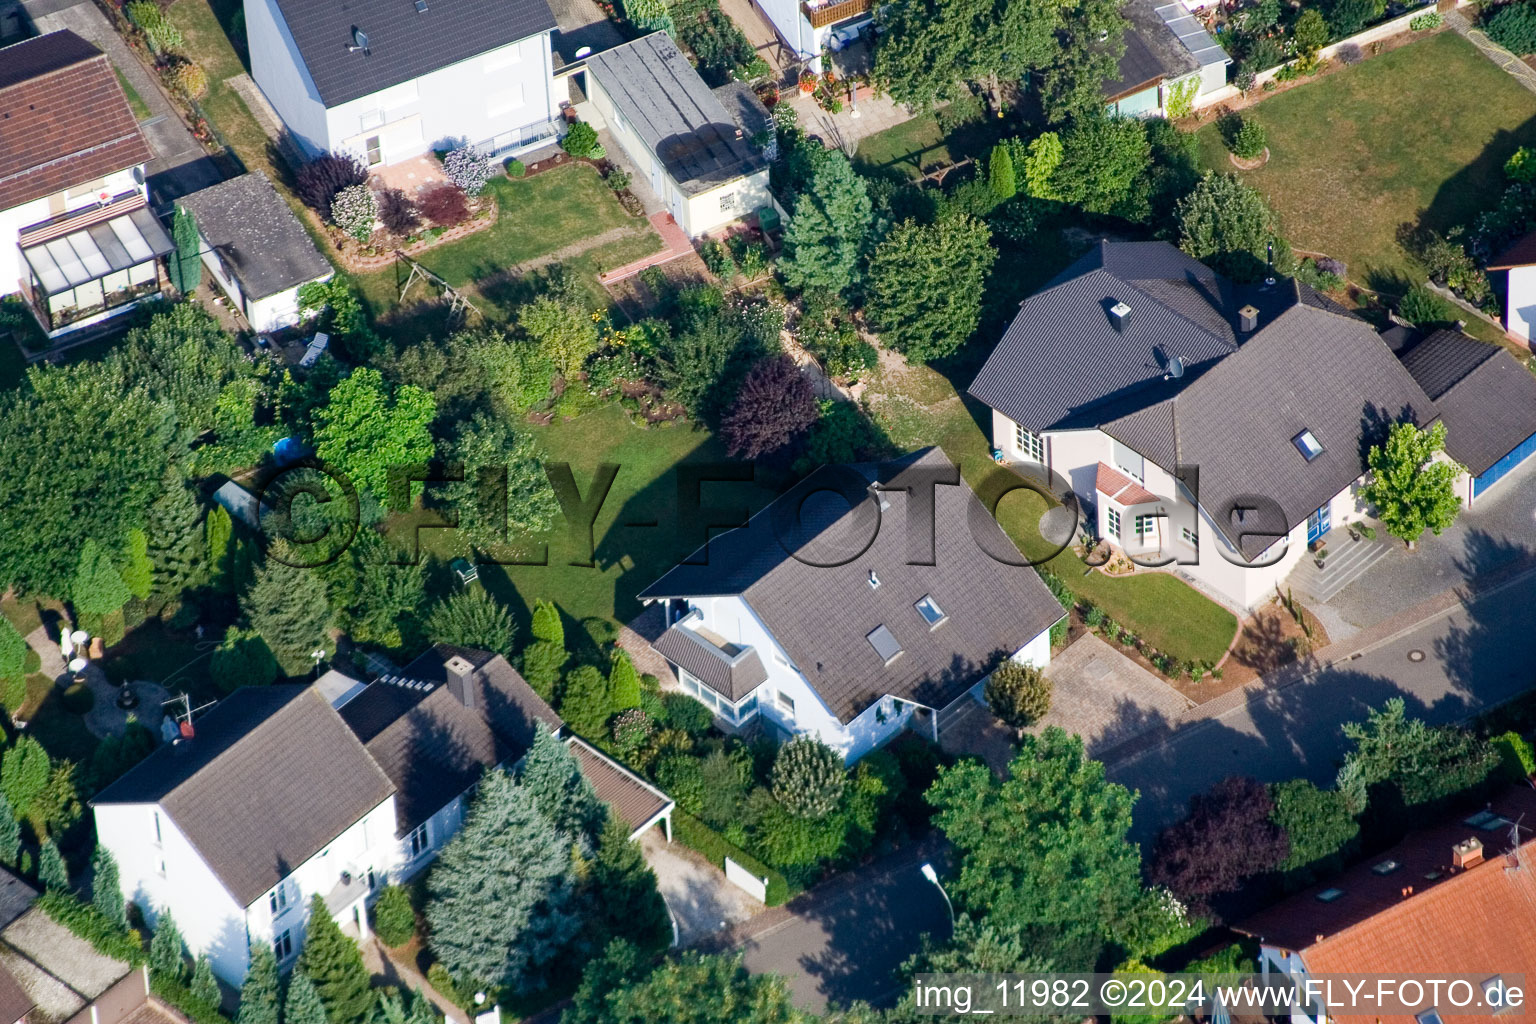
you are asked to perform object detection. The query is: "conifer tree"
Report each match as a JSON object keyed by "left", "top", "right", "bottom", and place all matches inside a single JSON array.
[
  {"left": 237, "top": 946, "right": 281, "bottom": 1024},
  {"left": 0, "top": 796, "right": 19, "bottom": 869},
  {"left": 191, "top": 954, "right": 220, "bottom": 1007},
  {"left": 530, "top": 599, "right": 564, "bottom": 647},
  {"left": 426, "top": 769, "right": 580, "bottom": 992},
  {"left": 283, "top": 970, "right": 327, "bottom": 1024},
  {"left": 988, "top": 143, "right": 1017, "bottom": 201},
  {"left": 582, "top": 813, "right": 670, "bottom": 952},
  {"left": 243, "top": 547, "right": 333, "bottom": 676},
  {"left": 558, "top": 665, "right": 610, "bottom": 739},
  {"left": 38, "top": 839, "right": 67, "bottom": 891},
  {"left": 780, "top": 151, "right": 873, "bottom": 298},
  {"left": 91, "top": 844, "right": 127, "bottom": 927},
  {"left": 520, "top": 724, "right": 604, "bottom": 850},
  {"left": 72, "top": 538, "right": 131, "bottom": 617},
  {"left": 297, "top": 894, "right": 374, "bottom": 1024},
  {"left": 121, "top": 529, "right": 153, "bottom": 601},
  {"left": 205, "top": 505, "right": 234, "bottom": 592},
  {"left": 607, "top": 650, "right": 641, "bottom": 713},
  {"left": 146, "top": 476, "right": 207, "bottom": 600},
  {"left": 149, "top": 908, "right": 188, "bottom": 981}
]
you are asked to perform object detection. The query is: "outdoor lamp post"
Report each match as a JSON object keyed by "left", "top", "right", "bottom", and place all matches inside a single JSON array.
[{"left": 920, "top": 862, "right": 954, "bottom": 929}]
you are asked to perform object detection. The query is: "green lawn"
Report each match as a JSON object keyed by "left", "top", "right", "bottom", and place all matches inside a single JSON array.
[
  {"left": 112, "top": 66, "right": 152, "bottom": 121},
  {"left": 853, "top": 111, "right": 1002, "bottom": 181},
  {"left": 354, "top": 166, "right": 659, "bottom": 326},
  {"left": 1196, "top": 31, "right": 1536, "bottom": 292}
]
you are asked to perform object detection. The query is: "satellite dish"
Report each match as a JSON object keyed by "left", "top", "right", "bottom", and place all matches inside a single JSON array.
[
  {"left": 68, "top": 658, "right": 88, "bottom": 673},
  {"left": 71, "top": 630, "right": 89, "bottom": 645},
  {"left": 1165, "top": 355, "right": 1185, "bottom": 380},
  {"left": 575, "top": 45, "right": 592, "bottom": 58}
]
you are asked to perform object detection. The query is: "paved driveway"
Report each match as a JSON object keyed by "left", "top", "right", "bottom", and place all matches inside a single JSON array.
[{"left": 641, "top": 830, "right": 760, "bottom": 947}]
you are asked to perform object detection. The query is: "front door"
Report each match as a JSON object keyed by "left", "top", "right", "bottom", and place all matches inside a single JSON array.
[{"left": 1307, "top": 504, "right": 1331, "bottom": 544}]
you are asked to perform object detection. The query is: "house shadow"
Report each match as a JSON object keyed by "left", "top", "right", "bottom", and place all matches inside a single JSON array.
[{"left": 1399, "top": 114, "right": 1536, "bottom": 263}]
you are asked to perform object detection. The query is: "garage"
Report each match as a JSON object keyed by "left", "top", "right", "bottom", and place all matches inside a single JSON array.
[{"left": 1474, "top": 429, "right": 1536, "bottom": 499}]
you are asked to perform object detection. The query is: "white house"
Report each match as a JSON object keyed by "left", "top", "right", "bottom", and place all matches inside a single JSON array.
[
  {"left": 582, "top": 34, "right": 774, "bottom": 237},
  {"left": 749, "top": 0, "right": 872, "bottom": 73},
  {"left": 638, "top": 448, "right": 1067, "bottom": 763},
  {"left": 94, "top": 645, "right": 671, "bottom": 984},
  {"left": 175, "top": 173, "right": 333, "bottom": 334},
  {"left": 0, "top": 30, "right": 172, "bottom": 338},
  {"left": 968, "top": 242, "right": 1536, "bottom": 612},
  {"left": 243, "top": 0, "right": 565, "bottom": 167},
  {"left": 1487, "top": 231, "right": 1536, "bottom": 346},
  {"left": 1235, "top": 786, "right": 1536, "bottom": 1024},
  {"left": 1103, "top": 0, "right": 1230, "bottom": 117}
]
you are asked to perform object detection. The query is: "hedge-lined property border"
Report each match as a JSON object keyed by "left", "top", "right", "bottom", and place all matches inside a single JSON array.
[
  {"left": 37, "top": 890, "right": 146, "bottom": 964},
  {"left": 671, "top": 810, "right": 796, "bottom": 907}
]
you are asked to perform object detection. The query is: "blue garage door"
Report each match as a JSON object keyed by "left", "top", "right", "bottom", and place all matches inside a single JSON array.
[{"left": 1473, "top": 429, "right": 1536, "bottom": 498}]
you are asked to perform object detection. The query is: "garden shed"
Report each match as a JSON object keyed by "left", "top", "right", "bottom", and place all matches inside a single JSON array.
[{"left": 1103, "top": 0, "right": 1229, "bottom": 117}]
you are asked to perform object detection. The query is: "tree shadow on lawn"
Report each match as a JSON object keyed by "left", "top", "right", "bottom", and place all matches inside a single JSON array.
[{"left": 1404, "top": 118, "right": 1536, "bottom": 259}]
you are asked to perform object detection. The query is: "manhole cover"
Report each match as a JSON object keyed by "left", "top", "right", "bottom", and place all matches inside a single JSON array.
[{"left": 1408, "top": 649, "right": 1426, "bottom": 662}]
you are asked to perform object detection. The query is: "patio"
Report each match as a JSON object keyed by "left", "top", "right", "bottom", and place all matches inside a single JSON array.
[{"left": 368, "top": 154, "right": 448, "bottom": 197}]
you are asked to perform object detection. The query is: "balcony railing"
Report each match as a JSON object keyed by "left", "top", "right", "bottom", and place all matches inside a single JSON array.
[{"left": 801, "top": 0, "right": 870, "bottom": 28}]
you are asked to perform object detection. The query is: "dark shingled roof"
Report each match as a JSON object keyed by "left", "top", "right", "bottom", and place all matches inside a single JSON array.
[
  {"left": 1105, "top": 0, "right": 1198, "bottom": 99},
  {"left": 338, "top": 644, "right": 561, "bottom": 831},
  {"left": 639, "top": 448, "right": 1067, "bottom": 722},
  {"left": 0, "top": 31, "right": 153, "bottom": 210},
  {"left": 176, "top": 173, "right": 332, "bottom": 302},
  {"left": 93, "top": 687, "right": 395, "bottom": 907},
  {"left": 971, "top": 241, "right": 1440, "bottom": 559},
  {"left": 0, "top": 962, "right": 33, "bottom": 1024},
  {"left": 584, "top": 33, "right": 769, "bottom": 194},
  {"left": 651, "top": 625, "right": 767, "bottom": 701},
  {"left": 269, "top": 0, "right": 557, "bottom": 108},
  {"left": 1488, "top": 230, "right": 1536, "bottom": 270},
  {"left": 566, "top": 737, "right": 672, "bottom": 836},
  {"left": 1400, "top": 329, "right": 1536, "bottom": 476}
]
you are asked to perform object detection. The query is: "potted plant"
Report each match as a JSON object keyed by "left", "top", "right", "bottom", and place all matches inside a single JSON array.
[
  {"left": 799, "top": 70, "right": 817, "bottom": 94},
  {"left": 1314, "top": 545, "right": 1329, "bottom": 569}
]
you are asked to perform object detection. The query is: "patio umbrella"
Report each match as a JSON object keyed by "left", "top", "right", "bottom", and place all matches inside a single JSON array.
[{"left": 59, "top": 631, "right": 72, "bottom": 660}]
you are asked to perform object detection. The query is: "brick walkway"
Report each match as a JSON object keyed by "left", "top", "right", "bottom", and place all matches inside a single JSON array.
[
  {"left": 598, "top": 213, "right": 692, "bottom": 283},
  {"left": 1448, "top": 10, "right": 1536, "bottom": 94}
]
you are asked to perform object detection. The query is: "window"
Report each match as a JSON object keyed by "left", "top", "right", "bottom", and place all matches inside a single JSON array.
[
  {"left": 866, "top": 625, "right": 903, "bottom": 664},
  {"left": 1013, "top": 423, "right": 1045, "bottom": 462},
  {"left": 914, "top": 595, "right": 946, "bottom": 628},
  {"left": 1134, "top": 514, "right": 1155, "bottom": 538},
  {"left": 360, "top": 108, "right": 384, "bottom": 131},
  {"left": 406, "top": 822, "right": 430, "bottom": 860},
  {"left": 1417, "top": 1011, "right": 1444, "bottom": 1024},
  {"left": 1293, "top": 429, "right": 1324, "bottom": 461},
  {"left": 273, "top": 929, "right": 293, "bottom": 961},
  {"left": 772, "top": 649, "right": 790, "bottom": 668},
  {"left": 1181, "top": 525, "right": 1198, "bottom": 547},
  {"left": 1106, "top": 508, "right": 1122, "bottom": 539},
  {"left": 775, "top": 690, "right": 795, "bottom": 716},
  {"left": 720, "top": 191, "right": 739, "bottom": 213},
  {"left": 737, "top": 693, "right": 759, "bottom": 720},
  {"left": 1111, "top": 439, "right": 1144, "bottom": 481},
  {"left": 364, "top": 135, "right": 383, "bottom": 166},
  {"left": 1315, "top": 887, "right": 1344, "bottom": 903},
  {"left": 269, "top": 881, "right": 291, "bottom": 918},
  {"left": 1370, "top": 859, "right": 1401, "bottom": 875}
]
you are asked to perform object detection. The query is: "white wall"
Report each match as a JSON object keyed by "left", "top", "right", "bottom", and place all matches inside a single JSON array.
[
  {"left": 681, "top": 171, "right": 773, "bottom": 237},
  {"left": 391, "top": 794, "right": 466, "bottom": 882},
  {"left": 753, "top": 0, "right": 816, "bottom": 62},
  {"left": 244, "top": 0, "right": 330, "bottom": 157},
  {"left": 1507, "top": 265, "right": 1536, "bottom": 344},
  {"left": 0, "top": 168, "right": 146, "bottom": 299},
  {"left": 94, "top": 803, "right": 252, "bottom": 984}
]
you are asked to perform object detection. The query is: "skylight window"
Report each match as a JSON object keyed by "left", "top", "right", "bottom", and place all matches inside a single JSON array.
[
  {"left": 1315, "top": 887, "right": 1344, "bottom": 903},
  {"left": 1293, "top": 429, "right": 1324, "bottom": 461},
  {"left": 867, "top": 625, "right": 903, "bottom": 665},
  {"left": 915, "top": 595, "right": 946, "bottom": 628},
  {"left": 1371, "top": 859, "right": 1401, "bottom": 876}
]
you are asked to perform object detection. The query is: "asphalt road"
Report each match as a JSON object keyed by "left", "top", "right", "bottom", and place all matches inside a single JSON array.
[
  {"left": 1111, "top": 567, "right": 1536, "bottom": 847},
  {"left": 737, "top": 847, "right": 953, "bottom": 1014}
]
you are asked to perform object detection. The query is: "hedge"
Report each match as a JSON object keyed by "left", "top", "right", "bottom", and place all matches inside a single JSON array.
[
  {"left": 152, "top": 973, "right": 236, "bottom": 1024},
  {"left": 37, "top": 890, "right": 146, "bottom": 964},
  {"left": 671, "top": 810, "right": 795, "bottom": 906}
]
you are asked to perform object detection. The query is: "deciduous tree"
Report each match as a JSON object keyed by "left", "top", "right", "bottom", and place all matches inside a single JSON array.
[
  {"left": 719, "top": 356, "right": 818, "bottom": 458},
  {"left": 1360, "top": 422, "right": 1462, "bottom": 547},
  {"left": 866, "top": 215, "right": 995, "bottom": 362},
  {"left": 437, "top": 411, "right": 559, "bottom": 548},
  {"left": 313, "top": 368, "right": 435, "bottom": 498},
  {"left": 1148, "top": 776, "right": 1288, "bottom": 914},
  {"left": 1268, "top": 779, "right": 1359, "bottom": 884},
  {"left": 1052, "top": 115, "right": 1151, "bottom": 220},
  {"left": 518, "top": 298, "right": 599, "bottom": 381},
  {"left": 1176, "top": 172, "right": 1290, "bottom": 282},
  {"left": 427, "top": 769, "right": 580, "bottom": 992}
]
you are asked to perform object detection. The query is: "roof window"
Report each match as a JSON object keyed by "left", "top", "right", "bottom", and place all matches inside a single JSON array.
[
  {"left": 1370, "top": 859, "right": 1401, "bottom": 876},
  {"left": 1315, "top": 887, "right": 1344, "bottom": 903},
  {"left": 915, "top": 595, "right": 946, "bottom": 628},
  {"left": 867, "top": 625, "right": 903, "bottom": 665},
  {"left": 1293, "top": 429, "right": 1324, "bottom": 461}
]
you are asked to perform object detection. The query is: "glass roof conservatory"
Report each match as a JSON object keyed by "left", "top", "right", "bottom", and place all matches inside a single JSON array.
[{"left": 21, "top": 207, "right": 173, "bottom": 332}]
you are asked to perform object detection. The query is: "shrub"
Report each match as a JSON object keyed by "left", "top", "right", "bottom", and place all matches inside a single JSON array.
[
  {"left": 1220, "top": 113, "right": 1267, "bottom": 160},
  {"left": 720, "top": 355, "right": 818, "bottom": 458},
  {"left": 425, "top": 963, "right": 465, "bottom": 1009},
  {"left": 1269, "top": 778, "right": 1358, "bottom": 884},
  {"left": 1487, "top": 1, "right": 1536, "bottom": 54},
  {"left": 442, "top": 145, "right": 499, "bottom": 197},
  {"left": 605, "top": 167, "right": 632, "bottom": 192},
  {"left": 329, "top": 185, "right": 377, "bottom": 241},
  {"left": 377, "top": 188, "right": 421, "bottom": 235},
  {"left": 1494, "top": 730, "right": 1536, "bottom": 780},
  {"left": 508, "top": 159, "right": 527, "bottom": 178},
  {"left": 1398, "top": 284, "right": 1454, "bottom": 325},
  {"left": 418, "top": 184, "right": 469, "bottom": 227},
  {"left": 170, "top": 60, "right": 207, "bottom": 98},
  {"left": 1508, "top": 146, "right": 1536, "bottom": 183},
  {"left": 654, "top": 754, "right": 705, "bottom": 815},
  {"left": 372, "top": 885, "right": 415, "bottom": 947},
  {"left": 1410, "top": 10, "right": 1442, "bottom": 29},
  {"left": 770, "top": 737, "right": 846, "bottom": 820},
  {"left": 985, "top": 659, "right": 1052, "bottom": 729},
  {"left": 562, "top": 121, "right": 600, "bottom": 160},
  {"left": 37, "top": 890, "right": 145, "bottom": 964},
  {"left": 126, "top": 1, "right": 184, "bottom": 51},
  {"left": 295, "top": 152, "right": 369, "bottom": 214},
  {"left": 660, "top": 692, "right": 714, "bottom": 734},
  {"left": 672, "top": 810, "right": 792, "bottom": 905}
]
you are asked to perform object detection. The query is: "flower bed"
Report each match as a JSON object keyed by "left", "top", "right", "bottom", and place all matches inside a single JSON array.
[{"left": 331, "top": 202, "right": 499, "bottom": 272}]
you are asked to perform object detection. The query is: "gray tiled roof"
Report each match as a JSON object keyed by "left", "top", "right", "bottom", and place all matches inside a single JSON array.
[
  {"left": 177, "top": 173, "right": 332, "bottom": 302},
  {"left": 338, "top": 644, "right": 561, "bottom": 831},
  {"left": 1400, "top": 330, "right": 1536, "bottom": 476},
  {"left": 93, "top": 687, "right": 395, "bottom": 907},
  {"left": 566, "top": 737, "right": 672, "bottom": 835},
  {"left": 651, "top": 625, "right": 767, "bottom": 701},
  {"left": 584, "top": 33, "right": 768, "bottom": 194},
  {"left": 639, "top": 449, "right": 1067, "bottom": 722},
  {"left": 1106, "top": 0, "right": 1198, "bottom": 97},
  {"left": 269, "top": 0, "right": 556, "bottom": 108}
]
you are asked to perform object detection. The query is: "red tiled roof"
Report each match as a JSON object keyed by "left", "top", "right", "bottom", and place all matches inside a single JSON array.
[
  {"left": 1489, "top": 230, "right": 1536, "bottom": 270},
  {"left": 0, "top": 31, "right": 153, "bottom": 212},
  {"left": 1094, "top": 461, "right": 1159, "bottom": 505},
  {"left": 1238, "top": 787, "right": 1536, "bottom": 1024}
]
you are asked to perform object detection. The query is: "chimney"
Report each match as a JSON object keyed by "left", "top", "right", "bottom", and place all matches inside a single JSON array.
[
  {"left": 1109, "top": 301, "right": 1131, "bottom": 330},
  {"left": 444, "top": 655, "right": 477, "bottom": 710},
  {"left": 1452, "top": 837, "right": 1484, "bottom": 870},
  {"left": 1239, "top": 304, "right": 1259, "bottom": 332}
]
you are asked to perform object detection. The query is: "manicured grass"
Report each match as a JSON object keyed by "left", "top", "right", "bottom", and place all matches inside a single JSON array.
[
  {"left": 113, "top": 66, "right": 153, "bottom": 121},
  {"left": 853, "top": 111, "right": 1001, "bottom": 181},
  {"left": 354, "top": 166, "right": 659, "bottom": 325},
  {"left": 1195, "top": 32, "right": 1536, "bottom": 291},
  {"left": 450, "top": 404, "right": 783, "bottom": 647}
]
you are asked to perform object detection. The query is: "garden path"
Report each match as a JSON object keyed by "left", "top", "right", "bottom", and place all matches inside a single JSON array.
[{"left": 1448, "top": 9, "right": 1536, "bottom": 95}]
